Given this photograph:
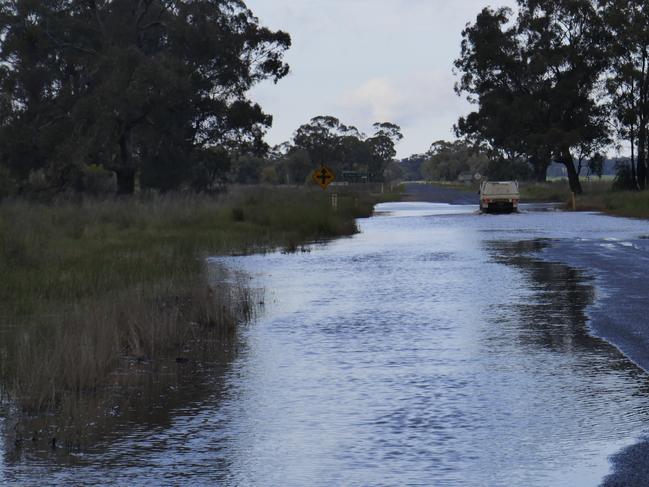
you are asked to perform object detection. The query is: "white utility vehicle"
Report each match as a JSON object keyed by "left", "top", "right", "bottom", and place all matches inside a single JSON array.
[{"left": 479, "top": 181, "right": 520, "bottom": 213}]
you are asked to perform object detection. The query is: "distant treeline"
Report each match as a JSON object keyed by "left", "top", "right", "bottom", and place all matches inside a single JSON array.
[
  {"left": 452, "top": 0, "right": 649, "bottom": 194},
  {"left": 398, "top": 141, "right": 626, "bottom": 183},
  {"left": 191, "top": 116, "right": 404, "bottom": 188}
]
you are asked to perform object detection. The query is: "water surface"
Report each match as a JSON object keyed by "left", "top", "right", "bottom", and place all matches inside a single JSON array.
[{"left": 3, "top": 202, "right": 649, "bottom": 486}]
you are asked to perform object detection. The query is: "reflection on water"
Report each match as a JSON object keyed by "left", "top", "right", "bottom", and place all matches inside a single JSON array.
[{"left": 3, "top": 203, "right": 649, "bottom": 486}]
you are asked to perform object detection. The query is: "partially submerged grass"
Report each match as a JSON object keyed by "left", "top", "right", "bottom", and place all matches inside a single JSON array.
[{"left": 0, "top": 185, "right": 384, "bottom": 445}]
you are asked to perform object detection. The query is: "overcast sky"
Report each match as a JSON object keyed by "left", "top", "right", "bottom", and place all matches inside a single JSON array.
[{"left": 246, "top": 0, "right": 516, "bottom": 158}]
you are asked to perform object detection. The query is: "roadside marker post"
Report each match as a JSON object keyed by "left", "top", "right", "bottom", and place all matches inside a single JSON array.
[{"left": 331, "top": 193, "right": 338, "bottom": 211}]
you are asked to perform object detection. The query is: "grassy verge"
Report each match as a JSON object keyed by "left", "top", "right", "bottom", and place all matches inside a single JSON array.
[
  {"left": 519, "top": 180, "right": 649, "bottom": 218},
  {"left": 575, "top": 190, "right": 649, "bottom": 218},
  {"left": 519, "top": 180, "right": 612, "bottom": 202},
  {"left": 519, "top": 181, "right": 573, "bottom": 202},
  {"left": 422, "top": 180, "right": 478, "bottom": 192},
  {"left": 0, "top": 185, "right": 391, "bottom": 446}
]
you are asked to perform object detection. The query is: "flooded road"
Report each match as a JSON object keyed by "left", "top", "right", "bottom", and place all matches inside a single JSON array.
[{"left": 3, "top": 202, "right": 649, "bottom": 486}]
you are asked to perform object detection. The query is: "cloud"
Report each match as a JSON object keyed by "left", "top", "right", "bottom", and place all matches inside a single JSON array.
[
  {"left": 340, "top": 78, "right": 401, "bottom": 122},
  {"left": 246, "top": 0, "right": 517, "bottom": 157},
  {"left": 339, "top": 71, "right": 466, "bottom": 127},
  {"left": 336, "top": 71, "right": 475, "bottom": 156}
]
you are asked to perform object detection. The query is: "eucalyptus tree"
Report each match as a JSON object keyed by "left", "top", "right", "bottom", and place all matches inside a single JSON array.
[
  {"left": 455, "top": 1, "right": 610, "bottom": 193},
  {"left": 454, "top": 8, "right": 529, "bottom": 166},
  {"left": 292, "top": 117, "right": 402, "bottom": 182},
  {"left": 366, "top": 122, "right": 403, "bottom": 181},
  {"left": 600, "top": 0, "right": 649, "bottom": 189},
  {"left": 421, "top": 140, "right": 490, "bottom": 181},
  {"left": 0, "top": 0, "right": 291, "bottom": 194},
  {"left": 292, "top": 116, "right": 350, "bottom": 171}
]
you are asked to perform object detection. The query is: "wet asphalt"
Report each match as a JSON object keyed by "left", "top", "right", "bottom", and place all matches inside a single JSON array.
[{"left": 404, "top": 182, "right": 649, "bottom": 487}]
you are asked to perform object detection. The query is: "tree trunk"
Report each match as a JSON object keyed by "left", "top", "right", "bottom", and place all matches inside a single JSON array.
[
  {"left": 116, "top": 129, "right": 136, "bottom": 195},
  {"left": 640, "top": 49, "right": 648, "bottom": 190},
  {"left": 638, "top": 120, "right": 646, "bottom": 190},
  {"left": 533, "top": 158, "right": 549, "bottom": 182},
  {"left": 561, "top": 150, "right": 583, "bottom": 195},
  {"left": 115, "top": 168, "right": 136, "bottom": 194},
  {"left": 630, "top": 127, "right": 636, "bottom": 187}
]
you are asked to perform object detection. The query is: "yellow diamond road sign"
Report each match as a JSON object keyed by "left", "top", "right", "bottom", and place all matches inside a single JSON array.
[{"left": 312, "top": 166, "right": 335, "bottom": 190}]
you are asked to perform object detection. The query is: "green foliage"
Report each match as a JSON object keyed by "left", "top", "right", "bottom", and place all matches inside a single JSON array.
[
  {"left": 83, "top": 164, "right": 117, "bottom": 196},
  {"left": 190, "top": 148, "right": 231, "bottom": 192},
  {"left": 588, "top": 153, "right": 605, "bottom": 180},
  {"left": 398, "top": 154, "right": 428, "bottom": 180},
  {"left": 292, "top": 116, "right": 403, "bottom": 182},
  {"left": 601, "top": 0, "right": 649, "bottom": 189},
  {"left": 0, "top": 0, "right": 291, "bottom": 194},
  {"left": 455, "top": 1, "right": 610, "bottom": 193},
  {"left": 280, "top": 148, "right": 313, "bottom": 184},
  {"left": 383, "top": 160, "right": 404, "bottom": 182},
  {"left": 421, "top": 140, "right": 490, "bottom": 181},
  {"left": 613, "top": 161, "right": 638, "bottom": 190},
  {"left": 232, "top": 155, "right": 266, "bottom": 185},
  {"left": 0, "top": 164, "right": 17, "bottom": 199},
  {"left": 485, "top": 157, "right": 533, "bottom": 181}
]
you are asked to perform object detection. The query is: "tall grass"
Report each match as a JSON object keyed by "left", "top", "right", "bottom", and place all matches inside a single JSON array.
[
  {"left": 576, "top": 190, "right": 649, "bottom": 218},
  {"left": 519, "top": 179, "right": 613, "bottom": 202},
  {"left": 0, "top": 186, "right": 382, "bottom": 443},
  {"left": 518, "top": 179, "right": 649, "bottom": 218}
]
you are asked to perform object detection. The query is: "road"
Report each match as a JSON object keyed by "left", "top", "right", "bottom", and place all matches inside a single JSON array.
[{"left": 401, "top": 181, "right": 478, "bottom": 205}]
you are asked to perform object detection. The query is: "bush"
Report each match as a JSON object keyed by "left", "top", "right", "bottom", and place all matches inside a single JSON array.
[
  {"left": 613, "top": 161, "right": 637, "bottom": 191},
  {"left": 83, "top": 164, "right": 117, "bottom": 195},
  {"left": 0, "top": 165, "right": 17, "bottom": 200}
]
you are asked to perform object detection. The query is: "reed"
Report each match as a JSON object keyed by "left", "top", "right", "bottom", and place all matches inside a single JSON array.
[{"left": 0, "top": 186, "right": 383, "bottom": 439}]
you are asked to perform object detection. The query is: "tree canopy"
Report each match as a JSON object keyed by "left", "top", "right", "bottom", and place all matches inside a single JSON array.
[
  {"left": 291, "top": 116, "right": 402, "bottom": 183},
  {"left": 455, "top": 0, "right": 610, "bottom": 193},
  {"left": 0, "top": 0, "right": 291, "bottom": 194},
  {"left": 600, "top": 0, "right": 649, "bottom": 189}
]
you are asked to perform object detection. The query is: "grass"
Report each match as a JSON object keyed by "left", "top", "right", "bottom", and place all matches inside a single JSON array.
[
  {"left": 0, "top": 185, "right": 390, "bottom": 445},
  {"left": 517, "top": 179, "right": 613, "bottom": 202},
  {"left": 518, "top": 179, "right": 649, "bottom": 218},
  {"left": 422, "top": 180, "right": 479, "bottom": 192},
  {"left": 575, "top": 190, "right": 649, "bottom": 218},
  {"left": 419, "top": 178, "right": 649, "bottom": 219},
  {"left": 519, "top": 181, "right": 573, "bottom": 202}
]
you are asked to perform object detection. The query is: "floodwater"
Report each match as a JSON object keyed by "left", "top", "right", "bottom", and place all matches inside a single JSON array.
[{"left": 3, "top": 202, "right": 649, "bottom": 486}]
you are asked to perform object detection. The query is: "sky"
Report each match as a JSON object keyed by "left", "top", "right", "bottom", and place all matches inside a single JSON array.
[{"left": 246, "top": 0, "right": 516, "bottom": 159}]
